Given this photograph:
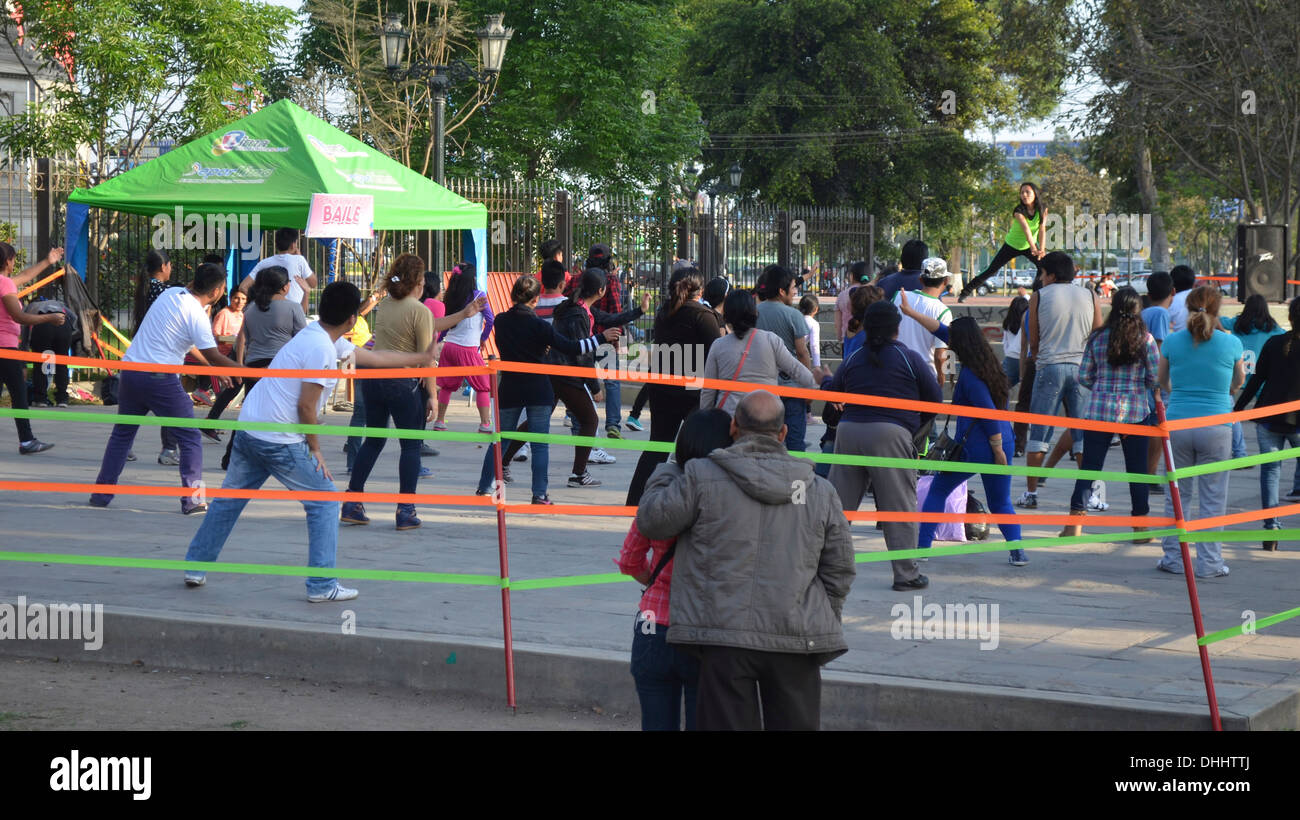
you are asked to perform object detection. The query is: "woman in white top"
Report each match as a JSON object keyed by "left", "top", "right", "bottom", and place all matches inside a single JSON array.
[
  {"left": 701, "top": 289, "right": 826, "bottom": 416},
  {"left": 433, "top": 265, "right": 495, "bottom": 432}
]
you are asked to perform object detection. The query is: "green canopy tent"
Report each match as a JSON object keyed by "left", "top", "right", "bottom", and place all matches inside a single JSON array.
[{"left": 65, "top": 99, "right": 488, "bottom": 290}]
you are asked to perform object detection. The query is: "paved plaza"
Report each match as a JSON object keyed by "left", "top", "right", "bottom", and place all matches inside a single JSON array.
[{"left": 1, "top": 398, "right": 1298, "bottom": 729}]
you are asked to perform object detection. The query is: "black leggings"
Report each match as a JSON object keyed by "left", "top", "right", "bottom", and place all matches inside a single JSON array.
[
  {"left": 625, "top": 385, "right": 701, "bottom": 506},
  {"left": 29, "top": 322, "right": 72, "bottom": 404},
  {"left": 0, "top": 350, "right": 34, "bottom": 442},
  {"left": 965, "top": 243, "right": 1041, "bottom": 293},
  {"left": 218, "top": 359, "right": 272, "bottom": 469},
  {"left": 501, "top": 377, "right": 599, "bottom": 474},
  {"left": 629, "top": 385, "right": 650, "bottom": 418}
]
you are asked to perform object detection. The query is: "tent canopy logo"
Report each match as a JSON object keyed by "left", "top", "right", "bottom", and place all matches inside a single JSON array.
[
  {"left": 211, "top": 129, "right": 289, "bottom": 156},
  {"left": 308, "top": 135, "right": 368, "bottom": 162}
]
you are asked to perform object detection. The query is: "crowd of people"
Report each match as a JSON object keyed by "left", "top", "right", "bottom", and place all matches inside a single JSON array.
[{"left": 5, "top": 203, "right": 1299, "bottom": 730}]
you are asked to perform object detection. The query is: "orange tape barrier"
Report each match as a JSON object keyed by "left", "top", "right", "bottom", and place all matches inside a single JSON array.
[
  {"left": 6, "top": 349, "right": 1298, "bottom": 435},
  {"left": 0, "top": 480, "right": 496, "bottom": 508},
  {"left": 15, "top": 268, "right": 65, "bottom": 298},
  {"left": 1180, "top": 501, "right": 1300, "bottom": 532}
]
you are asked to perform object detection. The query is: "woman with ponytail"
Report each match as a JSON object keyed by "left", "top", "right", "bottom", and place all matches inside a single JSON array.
[
  {"left": 822, "top": 299, "right": 943, "bottom": 591},
  {"left": 1234, "top": 296, "right": 1300, "bottom": 550},
  {"left": 841, "top": 284, "right": 885, "bottom": 362},
  {"left": 625, "top": 261, "right": 721, "bottom": 505},
  {"left": 432, "top": 264, "right": 494, "bottom": 433},
  {"left": 1068, "top": 286, "right": 1159, "bottom": 540},
  {"left": 1156, "top": 285, "right": 1245, "bottom": 577}
]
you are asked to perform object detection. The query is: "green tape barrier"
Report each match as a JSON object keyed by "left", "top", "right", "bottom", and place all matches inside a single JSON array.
[
  {"left": 854, "top": 528, "right": 1183, "bottom": 562},
  {"left": 1167, "top": 446, "right": 1300, "bottom": 481},
  {"left": 0, "top": 551, "right": 501, "bottom": 585},
  {"left": 511, "top": 572, "right": 635, "bottom": 591},
  {"left": 1183, "top": 529, "right": 1300, "bottom": 542},
  {"left": 499, "top": 431, "right": 675, "bottom": 453},
  {"left": 1199, "top": 604, "right": 1300, "bottom": 646}
]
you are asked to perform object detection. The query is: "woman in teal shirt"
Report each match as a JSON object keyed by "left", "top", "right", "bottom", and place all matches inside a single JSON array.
[
  {"left": 960, "top": 182, "right": 1047, "bottom": 302},
  {"left": 1156, "top": 286, "right": 1245, "bottom": 579},
  {"left": 1222, "top": 294, "right": 1285, "bottom": 459}
]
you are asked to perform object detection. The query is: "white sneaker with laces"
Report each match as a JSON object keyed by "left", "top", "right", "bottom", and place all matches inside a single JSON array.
[
  {"left": 184, "top": 572, "right": 206, "bottom": 587},
  {"left": 1015, "top": 491, "right": 1038, "bottom": 509},
  {"left": 588, "top": 447, "right": 617, "bottom": 465},
  {"left": 308, "top": 583, "right": 359, "bottom": 603}
]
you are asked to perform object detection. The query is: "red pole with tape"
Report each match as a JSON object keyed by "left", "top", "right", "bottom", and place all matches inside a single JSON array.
[
  {"left": 1156, "top": 395, "right": 1221, "bottom": 730},
  {"left": 490, "top": 358, "right": 517, "bottom": 710}
]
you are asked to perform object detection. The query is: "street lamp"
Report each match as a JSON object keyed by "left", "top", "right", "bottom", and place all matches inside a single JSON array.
[{"left": 380, "top": 12, "right": 513, "bottom": 271}]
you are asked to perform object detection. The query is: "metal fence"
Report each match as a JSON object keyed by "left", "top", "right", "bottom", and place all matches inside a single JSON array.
[{"left": 3, "top": 156, "right": 877, "bottom": 333}]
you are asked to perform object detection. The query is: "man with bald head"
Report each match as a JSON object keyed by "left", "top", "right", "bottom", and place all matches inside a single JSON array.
[{"left": 636, "top": 390, "right": 855, "bottom": 731}]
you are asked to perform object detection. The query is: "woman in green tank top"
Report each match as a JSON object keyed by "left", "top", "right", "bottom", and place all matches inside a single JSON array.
[{"left": 960, "top": 182, "right": 1048, "bottom": 303}]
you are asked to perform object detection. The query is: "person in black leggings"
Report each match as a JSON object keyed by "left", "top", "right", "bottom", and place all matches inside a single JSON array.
[
  {"left": 625, "top": 262, "right": 721, "bottom": 506},
  {"left": 959, "top": 182, "right": 1048, "bottom": 302},
  {"left": 0, "top": 243, "right": 65, "bottom": 453}
]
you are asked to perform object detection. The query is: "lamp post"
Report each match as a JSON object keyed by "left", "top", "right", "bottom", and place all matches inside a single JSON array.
[{"left": 379, "top": 12, "right": 513, "bottom": 273}]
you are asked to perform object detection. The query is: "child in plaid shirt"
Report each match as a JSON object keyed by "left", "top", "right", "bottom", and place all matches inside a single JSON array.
[{"left": 618, "top": 408, "right": 733, "bottom": 731}]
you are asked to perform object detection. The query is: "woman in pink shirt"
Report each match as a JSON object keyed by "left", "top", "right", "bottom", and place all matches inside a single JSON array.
[{"left": 0, "top": 243, "right": 67, "bottom": 453}]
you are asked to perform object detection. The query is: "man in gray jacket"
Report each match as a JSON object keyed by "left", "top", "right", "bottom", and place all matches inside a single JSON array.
[{"left": 636, "top": 390, "right": 856, "bottom": 730}]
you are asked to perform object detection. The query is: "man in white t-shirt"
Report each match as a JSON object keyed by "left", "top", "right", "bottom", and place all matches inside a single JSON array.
[
  {"left": 90, "top": 263, "right": 243, "bottom": 514},
  {"left": 183, "top": 281, "right": 447, "bottom": 602},
  {"left": 1167, "top": 265, "right": 1196, "bottom": 333},
  {"left": 239, "top": 227, "right": 317, "bottom": 312},
  {"left": 891, "top": 257, "right": 951, "bottom": 389}
]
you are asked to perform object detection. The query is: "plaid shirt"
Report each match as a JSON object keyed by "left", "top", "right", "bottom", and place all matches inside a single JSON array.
[
  {"left": 591, "top": 270, "right": 622, "bottom": 333},
  {"left": 616, "top": 520, "right": 675, "bottom": 627},
  {"left": 1078, "top": 327, "right": 1159, "bottom": 423}
]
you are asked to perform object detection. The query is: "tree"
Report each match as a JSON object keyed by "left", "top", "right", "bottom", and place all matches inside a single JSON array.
[
  {"left": 1078, "top": 0, "right": 1300, "bottom": 276},
  {"left": 0, "top": 0, "right": 295, "bottom": 183},
  {"left": 681, "top": 0, "right": 1076, "bottom": 229}
]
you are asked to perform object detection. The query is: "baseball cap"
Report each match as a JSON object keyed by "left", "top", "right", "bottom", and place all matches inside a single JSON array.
[
  {"left": 671, "top": 258, "right": 700, "bottom": 275},
  {"left": 920, "top": 257, "right": 950, "bottom": 280},
  {"left": 587, "top": 243, "right": 615, "bottom": 266}
]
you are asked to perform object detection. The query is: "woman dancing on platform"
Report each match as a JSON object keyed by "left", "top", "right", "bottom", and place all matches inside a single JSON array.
[{"left": 959, "top": 182, "right": 1047, "bottom": 302}]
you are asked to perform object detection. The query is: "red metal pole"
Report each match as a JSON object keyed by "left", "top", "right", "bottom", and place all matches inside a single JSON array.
[
  {"left": 490, "top": 359, "right": 517, "bottom": 710},
  {"left": 1155, "top": 395, "right": 1221, "bottom": 731}
]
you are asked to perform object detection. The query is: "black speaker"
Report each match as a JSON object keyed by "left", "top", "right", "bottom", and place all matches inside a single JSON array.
[{"left": 1237, "top": 224, "right": 1288, "bottom": 302}]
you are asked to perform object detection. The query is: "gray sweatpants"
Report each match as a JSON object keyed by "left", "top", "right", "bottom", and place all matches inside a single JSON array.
[
  {"left": 1160, "top": 425, "right": 1230, "bottom": 576},
  {"left": 830, "top": 420, "right": 921, "bottom": 585}
]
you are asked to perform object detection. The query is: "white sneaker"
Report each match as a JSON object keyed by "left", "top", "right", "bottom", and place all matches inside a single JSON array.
[
  {"left": 183, "top": 572, "right": 206, "bottom": 587},
  {"left": 588, "top": 447, "right": 617, "bottom": 465},
  {"left": 1087, "top": 493, "right": 1110, "bottom": 511},
  {"left": 1015, "top": 491, "right": 1038, "bottom": 509},
  {"left": 308, "top": 583, "right": 359, "bottom": 603},
  {"left": 1195, "top": 565, "right": 1230, "bottom": 579},
  {"left": 158, "top": 448, "right": 180, "bottom": 466},
  {"left": 514, "top": 442, "right": 529, "bottom": 463}
]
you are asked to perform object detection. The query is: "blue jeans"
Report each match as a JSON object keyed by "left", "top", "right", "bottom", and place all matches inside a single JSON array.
[
  {"left": 185, "top": 432, "right": 341, "bottom": 595},
  {"left": 1072, "top": 424, "right": 1152, "bottom": 515},
  {"left": 1003, "top": 356, "right": 1020, "bottom": 391},
  {"left": 1231, "top": 420, "right": 1247, "bottom": 460},
  {"left": 598, "top": 346, "right": 622, "bottom": 429},
  {"left": 1258, "top": 426, "right": 1300, "bottom": 530},
  {"left": 918, "top": 438, "right": 1021, "bottom": 547},
  {"left": 814, "top": 436, "right": 834, "bottom": 478},
  {"left": 349, "top": 378, "right": 423, "bottom": 495},
  {"left": 478, "top": 404, "right": 550, "bottom": 498},
  {"left": 1027, "top": 362, "right": 1085, "bottom": 455},
  {"left": 782, "top": 394, "right": 807, "bottom": 452},
  {"left": 630, "top": 616, "right": 699, "bottom": 731}
]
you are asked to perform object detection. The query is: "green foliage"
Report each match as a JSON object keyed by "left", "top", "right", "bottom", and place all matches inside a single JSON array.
[
  {"left": 0, "top": 0, "right": 295, "bottom": 182},
  {"left": 680, "top": 0, "right": 1070, "bottom": 231}
]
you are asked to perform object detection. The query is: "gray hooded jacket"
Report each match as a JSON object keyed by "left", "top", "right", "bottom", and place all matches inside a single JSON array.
[{"left": 635, "top": 433, "right": 855, "bottom": 661}]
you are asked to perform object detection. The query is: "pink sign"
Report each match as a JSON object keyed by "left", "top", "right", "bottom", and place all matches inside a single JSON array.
[{"left": 305, "top": 193, "right": 374, "bottom": 238}]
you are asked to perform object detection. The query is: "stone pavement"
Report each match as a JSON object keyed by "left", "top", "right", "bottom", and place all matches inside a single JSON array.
[{"left": 1, "top": 399, "right": 1298, "bottom": 729}]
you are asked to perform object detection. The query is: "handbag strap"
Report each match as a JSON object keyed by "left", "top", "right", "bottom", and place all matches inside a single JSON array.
[
  {"left": 644, "top": 543, "right": 677, "bottom": 590},
  {"left": 715, "top": 329, "right": 758, "bottom": 409}
]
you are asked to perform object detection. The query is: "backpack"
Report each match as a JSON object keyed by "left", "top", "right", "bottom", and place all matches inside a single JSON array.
[{"left": 965, "top": 493, "right": 990, "bottom": 541}]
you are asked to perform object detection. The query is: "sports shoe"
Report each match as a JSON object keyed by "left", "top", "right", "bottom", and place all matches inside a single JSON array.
[
  {"left": 340, "top": 502, "right": 369, "bottom": 525},
  {"left": 531, "top": 494, "right": 554, "bottom": 505},
  {"left": 432, "top": 421, "right": 448, "bottom": 431},
  {"left": 500, "top": 466, "right": 514, "bottom": 484},
  {"left": 55, "top": 401, "right": 69, "bottom": 408},
  {"left": 396, "top": 505, "right": 421, "bottom": 531},
  {"left": 625, "top": 417, "right": 644, "bottom": 432},
  {"left": 1014, "top": 447, "right": 1025, "bottom": 458},
  {"left": 158, "top": 448, "right": 180, "bottom": 466},
  {"left": 1008, "top": 549, "right": 1029, "bottom": 566},
  {"left": 182, "top": 502, "right": 207, "bottom": 515},
  {"left": 126, "top": 451, "right": 137, "bottom": 462},
  {"left": 1087, "top": 493, "right": 1110, "bottom": 512},
  {"left": 202, "top": 428, "right": 223, "bottom": 443},
  {"left": 308, "top": 583, "right": 359, "bottom": 603},
  {"left": 1284, "top": 490, "right": 1300, "bottom": 503},
  {"left": 332, "top": 401, "right": 354, "bottom": 412},
  {"left": 29, "top": 399, "right": 51, "bottom": 408},
  {"left": 1150, "top": 482, "right": 1164, "bottom": 495},
  {"left": 606, "top": 426, "right": 623, "bottom": 440},
  {"left": 1195, "top": 565, "right": 1230, "bottom": 579},
  {"left": 192, "top": 390, "right": 214, "bottom": 407},
  {"left": 568, "top": 471, "right": 601, "bottom": 487},
  {"left": 892, "top": 574, "right": 929, "bottom": 591},
  {"left": 1015, "top": 491, "right": 1038, "bottom": 509},
  {"left": 87, "top": 496, "right": 110, "bottom": 508},
  {"left": 957, "top": 287, "right": 973, "bottom": 304},
  {"left": 588, "top": 447, "right": 617, "bottom": 465},
  {"left": 514, "top": 443, "right": 529, "bottom": 462},
  {"left": 477, "top": 423, "right": 494, "bottom": 434},
  {"left": 1155, "top": 560, "right": 1181, "bottom": 574},
  {"left": 420, "top": 443, "right": 439, "bottom": 457},
  {"left": 19, "top": 440, "right": 54, "bottom": 455},
  {"left": 418, "top": 465, "right": 433, "bottom": 478},
  {"left": 184, "top": 572, "right": 206, "bottom": 587}
]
